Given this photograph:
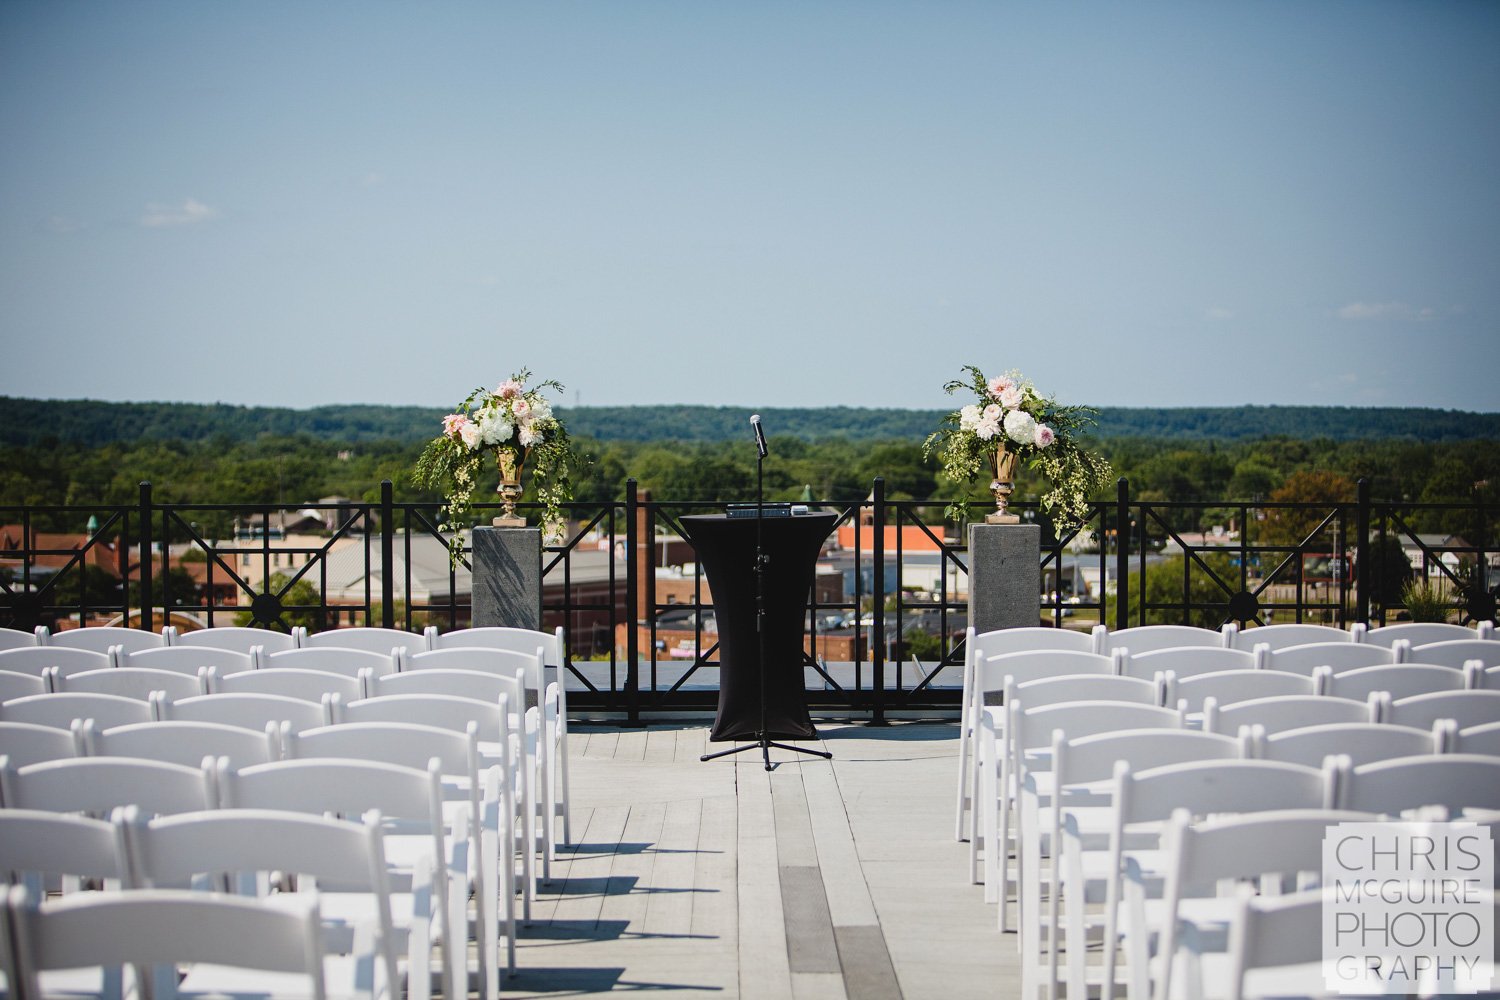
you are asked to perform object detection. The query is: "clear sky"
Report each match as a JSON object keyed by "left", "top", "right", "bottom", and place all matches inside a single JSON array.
[{"left": 2, "top": 1, "right": 1496, "bottom": 414}]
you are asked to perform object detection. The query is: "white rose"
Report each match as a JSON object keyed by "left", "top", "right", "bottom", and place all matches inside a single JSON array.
[
  {"left": 1004, "top": 408, "right": 1036, "bottom": 445},
  {"left": 477, "top": 410, "right": 514, "bottom": 445},
  {"left": 959, "top": 404, "right": 982, "bottom": 431},
  {"left": 518, "top": 423, "right": 542, "bottom": 447},
  {"left": 975, "top": 414, "right": 1001, "bottom": 440},
  {"left": 458, "top": 422, "right": 482, "bottom": 450},
  {"left": 530, "top": 398, "right": 553, "bottom": 422}
]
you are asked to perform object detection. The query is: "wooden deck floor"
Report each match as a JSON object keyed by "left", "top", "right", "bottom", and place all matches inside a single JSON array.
[{"left": 502, "top": 721, "right": 1019, "bottom": 999}]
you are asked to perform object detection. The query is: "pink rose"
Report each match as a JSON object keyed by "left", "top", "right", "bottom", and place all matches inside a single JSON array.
[
  {"left": 511, "top": 398, "right": 531, "bottom": 419},
  {"left": 442, "top": 413, "right": 469, "bottom": 438},
  {"left": 1034, "top": 424, "right": 1055, "bottom": 449},
  {"left": 495, "top": 379, "right": 523, "bottom": 399},
  {"left": 982, "top": 403, "right": 1002, "bottom": 422},
  {"left": 999, "top": 385, "right": 1023, "bottom": 409}
]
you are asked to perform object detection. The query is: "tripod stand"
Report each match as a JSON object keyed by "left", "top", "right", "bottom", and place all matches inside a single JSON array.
[{"left": 701, "top": 415, "right": 833, "bottom": 771}]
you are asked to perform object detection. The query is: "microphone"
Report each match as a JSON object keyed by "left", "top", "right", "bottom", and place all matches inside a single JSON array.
[{"left": 750, "top": 413, "right": 768, "bottom": 458}]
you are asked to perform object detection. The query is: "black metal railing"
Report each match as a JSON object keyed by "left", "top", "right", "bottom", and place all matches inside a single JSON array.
[{"left": 2, "top": 478, "right": 1493, "bottom": 720}]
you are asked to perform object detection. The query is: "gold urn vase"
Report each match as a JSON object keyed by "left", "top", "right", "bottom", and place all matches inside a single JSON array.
[
  {"left": 985, "top": 446, "right": 1021, "bottom": 524},
  {"left": 493, "top": 448, "right": 527, "bottom": 527}
]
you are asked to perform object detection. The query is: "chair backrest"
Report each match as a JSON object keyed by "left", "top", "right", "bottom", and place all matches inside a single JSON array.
[
  {"left": 399, "top": 647, "right": 544, "bottom": 704},
  {"left": 172, "top": 625, "right": 296, "bottom": 653},
  {"left": 52, "top": 666, "right": 206, "bottom": 701},
  {"left": 0, "top": 691, "right": 155, "bottom": 731},
  {"left": 1203, "top": 693, "right": 1376, "bottom": 736},
  {"left": 1361, "top": 621, "right": 1483, "bottom": 648},
  {"left": 1409, "top": 638, "right": 1500, "bottom": 669},
  {"left": 1167, "top": 669, "right": 1315, "bottom": 712},
  {"left": 0, "top": 627, "right": 38, "bottom": 651},
  {"left": 0, "top": 646, "right": 111, "bottom": 681},
  {"left": 1256, "top": 721, "right": 1443, "bottom": 768},
  {"left": 154, "top": 691, "right": 332, "bottom": 733},
  {"left": 81, "top": 719, "right": 280, "bottom": 768},
  {"left": 1119, "top": 646, "right": 1258, "bottom": 681},
  {"left": 295, "top": 626, "right": 430, "bottom": 656},
  {"left": 1092, "top": 624, "right": 1229, "bottom": 655},
  {"left": 1320, "top": 662, "right": 1472, "bottom": 702},
  {"left": 1228, "top": 623, "right": 1352, "bottom": 652},
  {"left": 260, "top": 646, "right": 397, "bottom": 680},
  {"left": 1053, "top": 727, "right": 1243, "bottom": 788},
  {"left": 1011, "top": 700, "right": 1187, "bottom": 765},
  {"left": 0, "top": 755, "right": 216, "bottom": 815},
  {"left": 425, "top": 625, "right": 563, "bottom": 665},
  {"left": 5, "top": 884, "right": 329, "bottom": 1000},
  {"left": 284, "top": 721, "right": 481, "bottom": 785},
  {"left": 0, "top": 808, "right": 125, "bottom": 886},
  {"left": 1452, "top": 720, "right": 1500, "bottom": 757},
  {"left": 1384, "top": 689, "right": 1500, "bottom": 731},
  {"left": 42, "top": 626, "right": 167, "bottom": 654},
  {"left": 213, "top": 667, "right": 365, "bottom": 704},
  {"left": 117, "top": 645, "right": 255, "bottom": 676},
  {"left": 970, "top": 626, "right": 1094, "bottom": 659},
  {"left": 1008, "top": 673, "right": 1162, "bottom": 714},
  {"left": 1115, "top": 758, "right": 1335, "bottom": 829},
  {"left": 1261, "top": 640, "right": 1397, "bottom": 676},
  {"left": 371, "top": 667, "right": 523, "bottom": 705},
  {"left": 972, "top": 649, "right": 1116, "bottom": 698},
  {"left": 1339, "top": 753, "right": 1500, "bottom": 814},
  {"left": 341, "top": 694, "right": 512, "bottom": 744},
  {"left": 0, "top": 670, "right": 47, "bottom": 701},
  {"left": 0, "top": 721, "right": 76, "bottom": 767}
]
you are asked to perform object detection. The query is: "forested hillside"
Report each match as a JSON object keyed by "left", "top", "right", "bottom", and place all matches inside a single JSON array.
[{"left": 3, "top": 396, "right": 1497, "bottom": 447}]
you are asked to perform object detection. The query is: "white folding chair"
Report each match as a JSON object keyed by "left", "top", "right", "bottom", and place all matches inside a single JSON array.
[
  {"left": 1318, "top": 662, "right": 1476, "bottom": 702},
  {"left": 116, "top": 644, "right": 255, "bottom": 677},
  {"left": 1119, "top": 647, "right": 1258, "bottom": 682},
  {"left": 423, "top": 625, "right": 571, "bottom": 843},
  {"left": 1084, "top": 758, "right": 1336, "bottom": 1000},
  {"left": 213, "top": 667, "right": 366, "bottom": 704},
  {"left": 0, "top": 646, "right": 111, "bottom": 682},
  {"left": 221, "top": 756, "right": 465, "bottom": 1000},
  {"left": 153, "top": 691, "right": 333, "bottom": 733},
  {"left": 1338, "top": 752, "right": 1500, "bottom": 814},
  {"left": 0, "top": 808, "right": 127, "bottom": 898},
  {"left": 172, "top": 625, "right": 297, "bottom": 653},
  {"left": 1259, "top": 639, "right": 1397, "bottom": 676},
  {"left": 1038, "top": 728, "right": 1245, "bottom": 1000},
  {"left": 1093, "top": 625, "right": 1230, "bottom": 656},
  {"left": 0, "top": 670, "right": 47, "bottom": 701},
  {"left": 40, "top": 625, "right": 168, "bottom": 654},
  {"left": 6, "top": 883, "right": 334, "bottom": 1000},
  {"left": 295, "top": 626, "right": 430, "bottom": 656},
  {"left": 283, "top": 721, "right": 506, "bottom": 996},
  {"left": 0, "top": 755, "right": 217, "bottom": 816},
  {"left": 1202, "top": 693, "right": 1377, "bottom": 736},
  {"left": 955, "top": 626, "right": 1096, "bottom": 840},
  {"left": 1383, "top": 689, "right": 1500, "bottom": 731},
  {"left": 1254, "top": 720, "right": 1444, "bottom": 768},
  {"left": 120, "top": 807, "right": 416, "bottom": 1000},
  {"left": 1225, "top": 622, "right": 1352, "bottom": 652},
  {"left": 1361, "top": 621, "right": 1491, "bottom": 647},
  {"left": 0, "top": 691, "right": 154, "bottom": 731},
  {"left": 0, "top": 721, "right": 76, "bottom": 767},
  {"left": 78, "top": 719, "right": 281, "bottom": 768},
  {"left": 1408, "top": 638, "right": 1500, "bottom": 669},
  {"left": 50, "top": 666, "right": 206, "bottom": 701},
  {"left": 1165, "top": 669, "right": 1314, "bottom": 714}
]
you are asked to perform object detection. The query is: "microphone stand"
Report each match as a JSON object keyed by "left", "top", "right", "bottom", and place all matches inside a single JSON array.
[{"left": 701, "top": 416, "right": 833, "bottom": 771}]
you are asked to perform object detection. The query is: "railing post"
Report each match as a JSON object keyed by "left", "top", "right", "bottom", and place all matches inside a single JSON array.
[
  {"left": 138, "top": 481, "right": 153, "bottom": 633},
  {"left": 380, "top": 480, "right": 395, "bottom": 629},
  {"left": 871, "top": 477, "right": 887, "bottom": 725},
  {"left": 624, "top": 478, "right": 641, "bottom": 725},
  {"left": 1355, "top": 477, "right": 1371, "bottom": 626},
  {"left": 1115, "top": 477, "right": 1130, "bottom": 632}
]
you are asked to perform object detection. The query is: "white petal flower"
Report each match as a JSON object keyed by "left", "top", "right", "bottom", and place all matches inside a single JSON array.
[
  {"left": 1003, "top": 408, "right": 1036, "bottom": 445},
  {"left": 975, "top": 415, "right": 1001, "bottom": 440},
  {"left": 518, "top": 424, "right": 542, "bottom": 447},
  {"left": 959, "top": 404, "right": 982, "bottom": 431},
  {"left": 458, "top": 422, "right": 482, "bottom": 450}
]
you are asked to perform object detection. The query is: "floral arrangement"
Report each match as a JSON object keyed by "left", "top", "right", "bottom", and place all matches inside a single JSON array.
[
  {"left": 924, "top": 365, "right": 1113, "bottom": 531},
  {"left": 413, "top": 369, "right": 577, "bottom": 557}
]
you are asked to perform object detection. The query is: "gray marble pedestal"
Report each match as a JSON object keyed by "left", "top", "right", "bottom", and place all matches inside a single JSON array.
[
  {"left": 471, "top": 526, "right": 542, "bottom": 630},
  {"left": 967, "top": 523, "right": 1041, "bottom": 634}
]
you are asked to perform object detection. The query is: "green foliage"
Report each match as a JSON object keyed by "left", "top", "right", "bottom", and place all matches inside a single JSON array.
[
  {"left": 1107, "top": 553, "right": 1238, "bottom": 629},
  {"left": 1400, "top": 580, "right": 1454, "bottom": 623}
]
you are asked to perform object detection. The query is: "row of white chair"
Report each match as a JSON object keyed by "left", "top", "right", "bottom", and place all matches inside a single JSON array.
[
  {"left": 5, "top": 622, "right": 567, "bottom": 658},
  {"left": 1, "top": 719, "right": 525, "bottom": 1000}
]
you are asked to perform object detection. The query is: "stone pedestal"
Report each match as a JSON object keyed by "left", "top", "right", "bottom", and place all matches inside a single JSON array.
[
  {"left": 471, "top": 526, "right": 542, "bottom": 630},
  {"left": 968, "top": 523, "right": 1042, "bottom": 634}
]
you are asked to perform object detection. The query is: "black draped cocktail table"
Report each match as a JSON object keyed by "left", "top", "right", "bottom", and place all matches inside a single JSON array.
[{"left": 679, "top": 512, "right": 838, "bottom": 742}]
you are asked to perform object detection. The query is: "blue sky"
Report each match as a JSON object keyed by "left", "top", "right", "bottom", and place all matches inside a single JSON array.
[{"left": 2, "top": 1, "right": 1496, "bottom": 413}]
